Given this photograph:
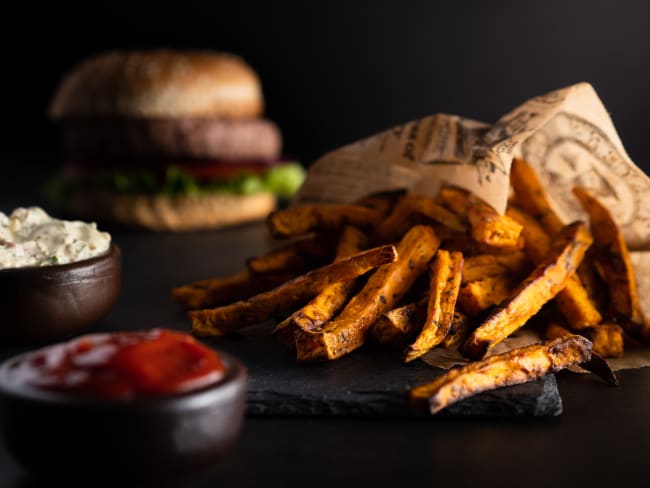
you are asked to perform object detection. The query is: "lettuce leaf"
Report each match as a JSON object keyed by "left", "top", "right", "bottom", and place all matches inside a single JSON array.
[
  {"left": 263, "top": 163, "right": 307, "bottom": 198},
  {"left": 45, "top": 163, "right": 306, "bottom": 204}
]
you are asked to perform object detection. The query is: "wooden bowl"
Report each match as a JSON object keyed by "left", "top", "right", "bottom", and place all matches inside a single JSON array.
[
  {"left": 0, "top": 244, "right": 122, "bottom": 342},
  {"left": 0, "top": 348, "right": 247, "bottom": 481}
]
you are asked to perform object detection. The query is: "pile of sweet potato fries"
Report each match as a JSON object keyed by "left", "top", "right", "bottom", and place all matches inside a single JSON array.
[{"left": 173, "top": 159, "right": 649, "bottom": 414}]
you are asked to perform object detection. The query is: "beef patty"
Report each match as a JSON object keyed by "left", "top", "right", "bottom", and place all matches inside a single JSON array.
[{"left": 60, "top": 117, "right": 282, "bottom": 161}]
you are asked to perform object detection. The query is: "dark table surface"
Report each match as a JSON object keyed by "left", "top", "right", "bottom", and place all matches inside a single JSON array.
[{"left": 0, "top": 164, "right": 649, "bottom": 488}]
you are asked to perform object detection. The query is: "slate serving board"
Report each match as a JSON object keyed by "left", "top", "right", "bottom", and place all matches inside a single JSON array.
[
  {"left": 0, "top": 328, "right": 563, "bottom": 417},
  {"left": 209, "top": 333, "right": 563, "bottom": 417}
]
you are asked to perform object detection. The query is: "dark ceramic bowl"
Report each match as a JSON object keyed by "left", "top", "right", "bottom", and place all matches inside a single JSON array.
[
  {"left": 0, "top": 244, "right": 122, "bottom": 342},
  {"left": 0, "top": 350, "right": 247, "bottom": 481}
]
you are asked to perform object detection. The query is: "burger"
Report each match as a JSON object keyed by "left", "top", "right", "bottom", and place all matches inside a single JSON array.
[{"left": 46, "top": 50, "right": 305, "bottom": 231}]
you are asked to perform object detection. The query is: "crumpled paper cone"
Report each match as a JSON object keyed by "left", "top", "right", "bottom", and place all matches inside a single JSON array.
[{"left": 295, "top": 82, "right": 650, "bottom": 371}]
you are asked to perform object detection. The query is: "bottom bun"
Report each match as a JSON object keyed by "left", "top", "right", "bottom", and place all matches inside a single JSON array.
[{"left": 66, "top": 191, "right": 277, "bottom": 231}]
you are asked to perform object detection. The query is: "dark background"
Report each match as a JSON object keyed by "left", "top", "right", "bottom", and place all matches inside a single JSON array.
[
  {"left": 2, "top": 4, "right": 650, "bottom": 486},
  {"left": 1, "top": 0, "right": 649, "bottom": 171}
]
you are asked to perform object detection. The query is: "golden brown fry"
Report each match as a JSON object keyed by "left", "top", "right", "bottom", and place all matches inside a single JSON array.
[
  {"left": 442, "top": 235, "right": 523, "bottom": 255},
  {"left": 247, "top": 248, "right": 306, "bottom": 275},
  {"left": 189, "top": 244, "right": 398, "bottom": 336},
  {"left": 405, "top": 251, "right": 463, "bottom": 362},
  {"left": 429, "top": 224, "right": 464, "bottom": 243},
  {"left": 507, "top": 206, "right": 602, "bottom": 330},
  {"left": 544, "top": 320, "right": 574, "bottom": 341},
  {"left": 295, "top": 225, "right": 440, "bottom": 361},
  {"left": 441, "top": 312, "right": 474, "bottom": 349},
  {"left": 277, "top": 226, "right": 368, "bottom": 335},
  {"left": 505, "top": 207, "right": 552, "bottom": 262},
  {"left": 461, "top": 222, "right": 593, "bottom": 360},
  {"left": 555, "top": 278, "right": 602, "bottom": 330},
  {"left": 185, "top": 270, "right": 272, "bottom": 291},
  {"left": 436, "top": 186, "right": 470, "bottom": 219},
  {"left": 582, "top": 323, "right": 624, "bottom": 358},
  {"left": 409, "top": 194, "right": 467, "bottom": 232},
  {"left": 510, "top": 158, "right": 564, "bottom": 235},
  {"left": 370, "top": 193, "right": 466, "bottom": 244},
  {"left": 173, "top": 270, "right": 249, "bottom": 300},
  {"left": 246, "top": 235, "right": 336, "bottom": 274},
  {"left": 573, "top": 187, "right": 650, "bottom": 341},
  {"left": 577, "top": 252, "right": 608, "bottom": 312},
  {"left": 172, "top": 270, "right": 296, "bottom": 309},
  {"left": 370, "top": 195, "right": 421, "bottom": 244},
  {"left": 545, "top": 319, "right": 623, "bottom": 359},
  {"left": 509, "top": 177, "right": 602, "bottom": 327},
  {"left": 354, "top": 189, "right": 407, "bottom": 217},
  {"left": 467, "top": 196, "right": 523, "bottom": 248},
  {"left": 370, "top": 298, "right": 427, "bottom": 346},
  {"left": 543, "top": 320, "right": 619, "bottom": 384},
  {"left": 267, "top": 204, "right": 383, "bottom": 238},
  {"left": 461, "top": 252, "right": 531, "bottom": 284},
  {"left": 457, "top": 276, "right": 516, "bottom": 317},
  {"left": 410, "top": 335, "right": 592, "bottom": 414}
]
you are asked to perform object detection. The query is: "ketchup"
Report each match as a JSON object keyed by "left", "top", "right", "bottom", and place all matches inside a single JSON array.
[{"left": 11, "top": 329, "right": 227, "bottom": 399}]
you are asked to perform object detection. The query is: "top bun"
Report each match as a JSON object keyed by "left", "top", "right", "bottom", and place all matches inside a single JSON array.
[{"left": 49, "top": 50, "right": 264, "bottom": 119}]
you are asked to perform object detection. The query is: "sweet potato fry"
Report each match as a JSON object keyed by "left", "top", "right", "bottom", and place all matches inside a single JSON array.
[
  {"left": 172, "top": 270, "right": 297, "bottom": 309},
  {"left": 295, "top": 225, "right": 440, "bottom": 361},
  {"left": 544, "top": 320, "right": 574, "bottom": 341},
  {"left": 246, "top": 235, "right": 336, "bottom": 274},
  {"left": 582, "top": 323, "right": 625, "bottom": 358},
  {"left": 436, "top": 186, "right": 470, "bottom": 219},
  {"left": 442, "top": 235, "right": 524, "bottom": 256},
  {"left": 509, "top": 170, "right": 602, "bottom": 326},
  {"left": 441, "top": 312, "right": 474, "bottom": 349},
  {"left": 505, "top": 206, "right": 552, "bottom": 262},
  {"left": 544, "top": 320, "right": 619, "bottom": 384},
  {"left": 547, "top": 320, "right": 624, "bottom": 359},
  {"left": 274, "top": 226, "right": 367, "bottom": 337},
  {"left": 370, "top": 195, "right": 422, "bottom": 244},
  {"left": 461, "top": 222, "right": 593, "bottom": 360},
  {"left": 467, "top": 196, "right": 523, "bottom": 248},
  {"left": 457, "top": 276, "right": 516, "bottom": 317},
  {"left": 173, "top": 270, "right": 249, "bottom": 308},
  {"left": 577, "top": 252, "right": 608, "bottom": 312},
  {"left": 510, "top": 158, "right": 564, "bottom": 235},
  {"left": 405, "top": 251, "right": 463, "bottom": 362},
  {"left": 371, "top": 193, "right": 465, "bottom": 244},
  {"left": 507, "top": 206, "right": 602, "bottom": 330},
  {"left": 429, "top": 224, "right": 464, "bottom": 243},
  {"left": 189, "top": 244, "right": 398, "bottom": 336},
  {"left": 409, "top": 194, "right": 467, "bottom": 232},
  {"left": 267, "top": 204, "right": 383, "bottom": 238},
  {"left": 410, "top": 335, "right": 592, "bottom": 414},
  {"left": 247, "top": 248, "right": 307, "bottom": 275},
  {"left": 370, "top": 298, "right": 427, "bottom": 346},
  {"left": 354, "top": 189, "right": 407, "bottom": 217},
  {"left": 572, "top": 187, "right": 650, "bottom": 341},
  {"left": 555, "top": 279, "right": 602, "bottom": 331},
  {"left": 461, "top": 252, "right": 531, "bottom": 284}
]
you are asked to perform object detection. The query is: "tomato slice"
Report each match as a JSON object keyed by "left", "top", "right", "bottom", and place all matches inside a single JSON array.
[
  {"left": 63, "top": 157, "right": 280, "bottom": 182},
  {"left": 176, "top": 161, "right": 272, "bottom": 180}
]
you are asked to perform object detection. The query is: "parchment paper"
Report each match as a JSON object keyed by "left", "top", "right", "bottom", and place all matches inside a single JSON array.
[{"left": 294, "top": 82, "right": 650, "bottom": 371}]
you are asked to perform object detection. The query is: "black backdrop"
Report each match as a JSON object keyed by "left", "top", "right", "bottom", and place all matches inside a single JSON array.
[{"left": 2, "top": 0, "right": 650, "bottom": 172}]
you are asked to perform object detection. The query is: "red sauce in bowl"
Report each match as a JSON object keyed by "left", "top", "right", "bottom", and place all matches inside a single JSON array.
[{"left": 10, "top": 329, "right": 226, "bottom": 399}]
